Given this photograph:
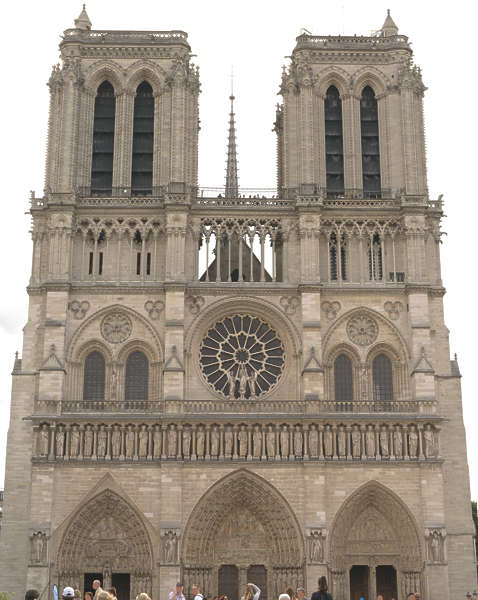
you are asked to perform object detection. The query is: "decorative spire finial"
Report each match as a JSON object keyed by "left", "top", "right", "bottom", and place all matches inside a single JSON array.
[
  {"left": 225, "top": 76, "right": 239, "bottom": 199},
  {"left": 381, "top": 9, "right": 398, "bottom": 37},
  {"left": 75, "top": 4, "right": 92, "bottom": 30}
]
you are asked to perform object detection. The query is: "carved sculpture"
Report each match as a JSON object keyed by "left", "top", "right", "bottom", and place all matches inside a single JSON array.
[
  {"left": 238, "top": 426, "right": 248, "bottom": 458},
  {"left": 168, "top": 426, "right": 177, "bottom": 457},
  {"left": 309, "top": 425, "right": 319, "bottom": 458},
  {"left": 280, "top": 425, "right": 289, "bottom": 457},
  {"left": 38, "top": 425, "right": 49, "bottom": 457},
  {"left": 351, "top": 425, "right": 361, "bottom": 458},
  {"left": 182, "top": 428, "right": 191, "bottom": 458},
  {"left": 324, "top": 424, "right": 333, "bottom": 457},
  {"left": 56, "top": 426, "right": 65, "bottom": 457},
  {"left": 112, "top": 426, "right": 122, "bottom": 458},
  {"left": 139, "top": 425, "right": 148, "bottom": 458},
  {"left": 196, "top": 426, "right": 205, "bottom": 457},
  {"left": 266, "top": 425, "right": 275, "bottom": 457},
  {"left": 224, "top": 428, "right": 233, "bottom": 457},
  {"left": 97, "top": 426, "right": 107, "bottom": 458},
  {"left": 211, "top": 425, "right": 219, "bottom": 457}
]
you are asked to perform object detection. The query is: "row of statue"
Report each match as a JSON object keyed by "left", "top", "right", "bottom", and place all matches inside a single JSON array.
[{"left": 35, "top": 421, "right": 439, "bottom": 461}]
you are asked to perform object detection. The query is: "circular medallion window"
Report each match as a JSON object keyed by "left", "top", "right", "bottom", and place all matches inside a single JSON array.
[
  {"left": 346, "top": 314, "right": 378, "bottom": 346},
  {"left": 101, "top": 311, "right": 132, "bottom": 344},
  {"left": 199, "top": 314, "right": 285, "bottom": 399}
]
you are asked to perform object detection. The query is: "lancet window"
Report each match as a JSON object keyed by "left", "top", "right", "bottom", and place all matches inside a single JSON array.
[
  {"left": 368, "top": 232, "right": 383, "bottom": 281},
  {"left": 360, "top": 86, "right": 381, "bottom": 197},
  {"left": 325, "top": 86, "right": 344, "bottom": 196},
  {"left": 83, "top": 351, "right": 106, "bottom": 402},
  {"left": 329, "top": 232, "right": 347, "bottom": 281},
  {"left": 372, "top": 353, "right": 393, "bottom": 405},
  {"left": 125, "top": 351, "right": 149, "bottom": 403},
  {"left": 91, "top": 81, "right": 116, "bottom": 196},
  {"left": 131, "top": 81, "right": 154, "bottom": 196},
  {"left": 334, "top": 354, "right": 354, "bottom": 406}
]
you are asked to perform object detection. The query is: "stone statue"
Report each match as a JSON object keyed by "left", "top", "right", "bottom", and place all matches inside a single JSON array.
[
  {"left": 31, "top": 532, "right": 45, "bottom": 564},
  {"left": 210, "top": 425, "right": 219, "bottom": 457},
  {"left": 351, "top": 425, "right": 361, "bottom": 458},
  {"left": 238, "top": 426, "right": 248, "bottom": 458},
  {"left": 337, "top": 426, "right": 346, "bottom": 458},
  {"left": 294, "top": 425, "right": 303, "bottom": 457},
  {"left": 280, "top": 425, "right": 289, "bottom": 458},
  {"left": 153, "top": 427, "right": 161, "bottom": 458},
  {"left": 380, "top": 425, "right": 389, "bottom": 457},
  {"left": 253, "top": 425, "right": 262, "bottom": 458},
  {"left": 424, "top": 424, "right": 436, "bottom": 458},
  {"left": 125, "top": 426, "right": 135, "bottom": 458},
  {"left": 84, "top": 425, "right": 93, "bottom": 457},
  {"left": 112, "top": 426, "right": 122, "bottom": 458},
  {"left": 409, "top": 425, "right": 418, "bottom": 458},
  {"left": 55, "top": 426, "right": 65, "bottom": 458},
  {"left": 139, "top": 425, "right": 148, "bottom": 458},
  {"left": 97, "top": 426, "right": 107, "bottom": 458},
  {"left": 309, "top": 530, "right": 323, "bottom": 563},
  {"left": 168, "top": 425, "right": 177, "bottom": 457},
  {"left": 238, "top": 365, "right": 248, "bottom": 400},
  {"left": 366, "top": 425, "right": 375, "bottom": 457},
  {"left": 430, "top": 530, "right": 442, "bottom": 562},
  {"left": 248, "top": 369, "right": 258, "bottom": 397},
  {"left": 309, "top": 425, "right": 319, "bottom": 458},
  {"left": 164, "top": 531, "right": 178, "bottom": 564},
  {"left": 224, "top": 427, "right": 233, "bottom": 457},
  {"left": 324, "top": 425, "right": 333, "bottom": 457},
  {"left": 266, "top": 425, "right": 275, "bottom": 457},
  {"left": 70, "top": 426, "right": 80, "bottom": 458},
  {"left": 182, "top": 427, "right": 191, "bottom": 458},
  {"left": 196, "top": 426, "right": 205, "bottom": 457},
  {"left": 227, "top": 369, "right": 236, "bottom": 399},
  {"left": 38, "top": 425, "right": 49, "bottom": 457},
  {"left": 394, "top": 425, "right": 403, "bottom": 458}
]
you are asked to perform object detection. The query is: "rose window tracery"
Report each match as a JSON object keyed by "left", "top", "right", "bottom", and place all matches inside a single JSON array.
[
  {"left": 101, "top": 311, "right": 132, "bottom": 344},
  {"left": 199, "top": 314, "right": 285, "bottom": 399},
  {"left": 346, "top": 314, "right": 378, "bottom": 346}
]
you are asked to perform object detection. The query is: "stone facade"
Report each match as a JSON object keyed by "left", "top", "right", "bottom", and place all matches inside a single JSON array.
[{"left": 0, "top": 8, "right": 476, "bottom": 600}]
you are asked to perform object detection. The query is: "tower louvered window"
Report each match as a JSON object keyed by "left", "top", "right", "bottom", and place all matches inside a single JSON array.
[
  {"left": 334, "top": 354, "right": 353, "bottom": 406},
  {"left": 360, "top": 86, "right": 381, "bottom": 197},
  {"left": 373, "top": 354, "right": 393, "bottom": 404},
  {"left": 131, "top": 81, "right": 154, "bottom": 195},
  {"left": 325, "top": 86, "right": 344, "bottom": 196},
  {"left": 83, "top": 351, "right": 105, "bottom": 402},
  {"left": 330, "top": 232, "right": 347, "bottom": 281},
  {"left": 125, "top": 351, "right": 149, "bottom": 402},
  {"left": 91, "top": 81, "right": 116, "bottom": 196},
  {"left": 368, "top": 232, "right": 383, "bottom": 280}
]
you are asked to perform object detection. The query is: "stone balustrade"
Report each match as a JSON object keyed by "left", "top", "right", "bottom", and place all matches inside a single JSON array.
[{"left": 32, "top": 420, "right": 440, "bottom": 463}]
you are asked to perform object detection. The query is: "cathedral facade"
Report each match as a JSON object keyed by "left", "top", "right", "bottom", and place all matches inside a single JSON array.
[{"left": 0, "top": 8, "right": 476, "bottom": 600}]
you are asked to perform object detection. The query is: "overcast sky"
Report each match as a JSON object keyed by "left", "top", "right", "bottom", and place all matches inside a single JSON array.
[{"left": 1, "top": 0, "right": 477, "bottom": 499}]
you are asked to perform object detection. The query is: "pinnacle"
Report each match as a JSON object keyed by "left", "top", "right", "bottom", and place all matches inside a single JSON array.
[
  {"left": 381, "top": 9, "right": 398, "bottom": 37},
  {"left": 74, "top": 4, "right": 92, "bottom": 30},
  {"left": 225, "top": 93, "right": 239, "bottom": 198}
]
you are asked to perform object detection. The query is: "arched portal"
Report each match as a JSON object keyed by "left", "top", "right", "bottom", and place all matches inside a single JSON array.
[
  {"left": 56, "top": 489, "right": 153, "bottom": 600},
  {"left": 181, "top": 470, "right": 305, "bottom": 600},
  {"left": 328, "top": 481, "right": 423, "bottom": 600}
]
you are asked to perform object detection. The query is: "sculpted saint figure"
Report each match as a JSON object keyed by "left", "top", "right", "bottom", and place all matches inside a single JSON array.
[
  {"left": 196, "top": 426, "right": 205, "bottom": 457},
  {"left": 97, "top": 426, "right": 107, "bottom": 458},
  {"left": 280, "top": 425, "right": 289, "bottom": 458},
  {"left": 431, "top": 531, "right": 441, "bottom": 562},
  {"left": 266, "top": 425, "right": 275, "bottom": 458},
  {"left": 337, "top": 426, "right": 346, "bottom": 458},
  {"left": 253, "top": 425, "right": 262, "bottom": 458},
  {"left": 294, "top": 425, "right": 303, "bottom": 457},
  {"left": 309, "top": 425, "right": 319, "bottom": 458},
  {"left": 238, "top": 365, "right": 248, "bottom": 399},
  {"left": 38, "top": 425, "right": 49, "bottom": 457},
  {"left": 380, "top": 425, "right": 389, "bottom": 457},
  {"left": 310, "top": 531, "right": 323, "bottom": 563},
  {"left": 84, "top": 425, "right": 93, "bottom": 457},
  {"left": 55, "top": 427, "right": 65, "bottom": 458},
  {"left": 32, "top": 533, "right": 45, "bottom": 564},
  {"left": 153, "top": 427, "right": 161, "bottom": 458},
  {"left": 224, "top": 427, "right": 233, "bottom": 457},
  {"left": 238, "top": 426, "right": 248, "bottom": 458},
  {"left": 125, "top": 426, "right": 135, "bottom": 458},
  {"left": 210, "top": 425, "right": 220, "bottom": 457},
  {"left": 182, "top": 427, "right": 191, "bottom": 458},
  {"left": 227, "top": 369, "right": 236, "bottom": 399},
  {"left": 324, "top": 424, "right": 333, "bottom": 457},
  {"left": 424, "top": 424, "right": 436, "bottom": 458},
  {"left": 168, "top": 426, "right": 177, "bottom": 457},
  {"left": 408, "top": 425, "right": 418, "bottom": 457},
  {"left": 70, "top": 426, "right": 80, "bottom": 458},
  {"left": 248, "top": 369, "right": 258, "bottom": 397},
  {"left": 366, "top": 425, "right": 375, "bottom": 457},
  {"left": 139, "top": 425, "right": 148, "bottom": 458},
  {"left": 393, "top": 425, "right": 403, "bottom": 458},
  {"left": 351, "top": 425, "right": 361, "bottom": 458},
  {"left": 112, "top": 425, "right": 122, "bottom": 458}
]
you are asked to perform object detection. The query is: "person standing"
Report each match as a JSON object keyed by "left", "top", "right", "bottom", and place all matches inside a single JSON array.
[
  {"left": 241, "top": 583, "right": 260, "bottom": 600},
  {"left": 168, "top": 582, "right": 186, "bottom": 600},
  {"left": 310, "top": 577, "right": 332, "bottom": 600},
  {"left": 92, "top": 580, "right": 103, "bottom": 600},
  {"left": 191, "top": 585, "right": 203, "bottom": 600},
  {"left": 25, "top": 590, "right": 39, "bottom": 600},
  {"left": 297, "top": 588, "right": 307, "bottom": 600}
]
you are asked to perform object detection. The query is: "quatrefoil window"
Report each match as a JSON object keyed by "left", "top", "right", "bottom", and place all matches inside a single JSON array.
[{"left": 199, "top": 314, "right": 285, "bottom": 399}]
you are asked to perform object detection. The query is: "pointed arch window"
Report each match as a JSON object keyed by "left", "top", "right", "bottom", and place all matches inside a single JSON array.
[
  {"left": 131, "top": 81, "right": 154, "bottom": 196},
  {"left": 91, "top": 81, "right": 116, "bottom": 196},
  {"left": 368, "top": 232, "right": 383, "bottom": 280},
  {"left": 334, "top": 354, "right": 353, "bottom": 407},
  {"left": 125, "top": 351, "right": 149, "bottom": 403},
  {"left": 372, "top": 353, "right": 393, "bottom": 404},
  {"left": 325, "top": 85, "right": 344, "bottom": 196},
  {"left": 83, "top": 351, "right": 105, "bottom": 402},
  {"left": 360, "top": 86, "right": 381, "bottom": 197},
  {"left": 329, "top": 232, "right": 347, "bottom": 281}
]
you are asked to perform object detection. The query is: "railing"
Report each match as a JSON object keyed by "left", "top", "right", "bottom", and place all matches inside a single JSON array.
[
  {"left": 179, "top": 399, "right": 306, "bottom": 414},
  {"left": 61, "top": 399, "right": 163, "bottom": 413},
  {"left": 318, "top": 399, "right": 436, "bottom": 414},
  {"left": 62, "top": 29, "right": 189, "bottom": 45},
  {"left": 295, "top": 33, "right": 410, "bottom": 51}
]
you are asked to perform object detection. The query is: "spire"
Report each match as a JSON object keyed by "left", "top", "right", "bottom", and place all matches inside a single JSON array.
[
  {"left": 381, "top": 9, "right": 398, "bottom": 37},
  {"left": 75, "top": 4, "right": 92, "bottom": 30},
  {"left": 225, "top": 72, "right": 239, "bottom": 199}
]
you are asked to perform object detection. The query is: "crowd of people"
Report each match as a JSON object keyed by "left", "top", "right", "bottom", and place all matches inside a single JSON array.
[{"left": 23, "top": 575, "right": 421, "bottom": 600}]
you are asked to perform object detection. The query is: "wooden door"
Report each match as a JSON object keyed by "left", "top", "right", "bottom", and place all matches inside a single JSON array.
[{"left": 219, "top": 565, "right": 239, "bottom": 600}]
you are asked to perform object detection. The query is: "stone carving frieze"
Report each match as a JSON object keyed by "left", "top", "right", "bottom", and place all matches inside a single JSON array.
[
  {"left": 186, "top": 295, "right": 205, "bottom": 315},
  {"left": 346, "top": 314, "right": 379, "bottom": 346},
  {"left": 68, "top": 300, "right": 90, "bottom": 319},
  {"left": 321, "top": 301, "right": 341, "bottom": 320},
  {"left": 280, "top": 295, "right": 300, "bottom": 315},
  {"left": 101, "top": 311, "right": 132, "bottom": 343},
  {"left": 144, "top": 300, "right": 164, "bottom": 320},
  {"left": 384, "top": 300, "right": 403, "bottom": 320}
]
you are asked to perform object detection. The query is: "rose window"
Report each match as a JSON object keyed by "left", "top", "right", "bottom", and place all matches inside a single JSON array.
[
  {"left": 199, "top": 314, "right": 285, "bottom": 399},
  {"left": 346, "top": 314, "right": 378, "bottom": 346}
]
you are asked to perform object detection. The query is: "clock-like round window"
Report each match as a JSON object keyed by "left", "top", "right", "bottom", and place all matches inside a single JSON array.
[{"left": 199, "top": 314, "right": 285, "bottom": 399}]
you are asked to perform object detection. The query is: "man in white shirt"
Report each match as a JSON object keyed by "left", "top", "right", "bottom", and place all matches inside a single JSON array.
[
  {"left": 191, "top": 584, "right": 203, "bottom": 600},
  {"left": 168, "top": 583, "right": 186, "bottom": 600}
]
